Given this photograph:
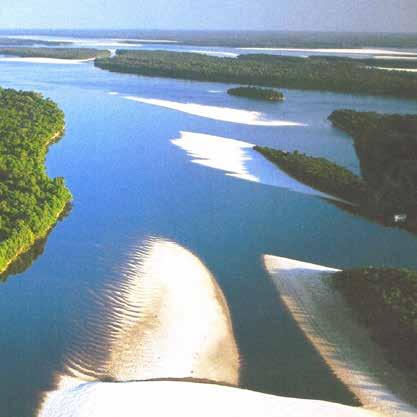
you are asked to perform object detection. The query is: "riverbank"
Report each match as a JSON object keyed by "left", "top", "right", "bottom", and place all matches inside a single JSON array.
[
  {"left": 263, "top": 255, "right": 417, "bottom": 417},
  {"left": 0, "top": 88, "right": 72, "bottom": 274}
]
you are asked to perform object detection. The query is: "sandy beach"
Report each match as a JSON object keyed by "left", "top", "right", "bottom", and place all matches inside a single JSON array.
[
  {"left": 122, "top": 96, "right": 305, "bottom": 126},
  {"left": 172, "top": 131, "right": 338, "bottom": 201},
  {"left": 263, "top": 255, "right": 417, "bottom": 417}
]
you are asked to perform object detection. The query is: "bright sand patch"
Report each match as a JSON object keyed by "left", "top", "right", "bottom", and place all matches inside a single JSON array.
[
  {"left": 172, "top": 131, "right": 337, "bottom": 200},
  {"left": 374, "top": 67, "right": 417, "bottom": 73},
  {"left": 240, "top": 48, "right": 417, "bottom": 56},
  {"left": 188, "top": 49, "right": 239, "bottom": 57},
  {"left": 38, "top": 380, "right": 378, "bottom": 417},
  {"left": 122, "top": 96, "right": 305, "bottom": 126},
  {"left": 263, "top": 255, "right": 417, "bottom": 417},
  {"left": 0, "top": 57, "right": 93, "bottom": 64}
]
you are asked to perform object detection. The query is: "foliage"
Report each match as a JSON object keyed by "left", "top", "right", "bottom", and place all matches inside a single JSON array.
[
  {"left": 227, "top": 86, "right": 284, "bottom": 101},
  {"left": 94, "top": 50, "right": 417, "bottom": 98},
  {"left": 0, "top": 47, "right": 110, "bottom": 60},
  {"left": 253, "top": 145, "right": 367, "bottom": 202},
  {"left": 334, "top": 268, "right": 417, "bottom": 375},
  {"left": 0, "top": 88, "right": 71, "bottom": 273},
  {"left": 329, "top": 110, "right": 417, "bottom": 214}
]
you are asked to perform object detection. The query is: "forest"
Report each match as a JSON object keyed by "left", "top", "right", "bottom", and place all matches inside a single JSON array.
[
  {"left": 333, "top": 267, "right": 417, "bottom": 377},
  {"left": 0, "top": 88, "right": 72, "bottom": 273},
  {"left": 0, "top": 47, "right": 110, "bottom": 60},
  {"left": 94, "top": 50, "right": 417, "bottom": 98},
  {"left": 329, "top": 110, "right": 417, "bottom": 216},
  {"left": 227, "top": 86, "right": 284, "bottom": 101}
]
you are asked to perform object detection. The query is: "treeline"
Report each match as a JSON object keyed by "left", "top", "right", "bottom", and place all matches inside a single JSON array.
[
  {"left": 253, "top": 146, "right": 367, "bottom": 202},
  {"left": 334, "top": 267, "right": 417, "bottom": 377},
  {"left": 94, "top": 50, "right": 417, "bottom": 98},
  {"left": 227, "top": 86, "right": 284, "bottom": 101},
  {"left": 0, "top": 47, "right": 110, "bottom": 60},
  {"left": 0, "top": 88, "right": 72, "bottom": 273},
  {"left": 329, "top": 110, "right": 417, "bottom": 216},
  {"left": 0, "top": 38, "right": 70, "bottom": 47}
]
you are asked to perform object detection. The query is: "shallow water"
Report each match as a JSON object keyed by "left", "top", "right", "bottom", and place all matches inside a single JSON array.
[{"left": 0, "top": 58, "right": 416, "bottom": 417}]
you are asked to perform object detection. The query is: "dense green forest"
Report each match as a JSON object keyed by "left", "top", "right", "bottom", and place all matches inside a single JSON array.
[
  {"left": 254, "top": 146, "right": 367, "bottom": 202},
  {"left": 94, "top": 50, "right": 417, "bottom": 98},
  {"left": 333, "top": 267, "right": 417, "bottom": 377},
  {"left": 227, "top": 86, "right": 284, "bottom": 101},
  {"left": 329, "top": 110, "right": 417, "bottom": 216},
  {"left": 0, "top": 88, "right": 71, "bottom": 273},
  {"left": 0, "top": 47, "right": 110, "bottom": 60}
]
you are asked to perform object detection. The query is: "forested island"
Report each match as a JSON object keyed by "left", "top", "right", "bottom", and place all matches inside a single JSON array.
[
  {"left": 0, "top": 88, "right": 71, "bottom": 274},
  {"left": 333, "top": 267, "right": 417, "bottom": 378},
  {"left": 0, "top": 37, "right": 70, "bottom": 47},
  {"left": 0, "top": 47, "right": 110, "bottom": 60},
  {"left": 94, "top": 50, "right": 417, "bottom": 98},
  {"left": 227, "top": 86, "right": 284, "bottom": 101},
  {"left": 253, "top": 146, "right": 367, "bottom": 202}
]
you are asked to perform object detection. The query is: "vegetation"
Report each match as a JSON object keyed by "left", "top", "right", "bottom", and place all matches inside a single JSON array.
[
  {"left": 0, "top": 88, "right": 72, "bottom": 273},
  {"left": 0, "top": 37, "right": 70, "bottom": 47},
  {"left": 253, "top": 146, "right": 367, "bottom": 202},
  {"left": 329, "top": 110, "right": 417, "bottom": 216},
  {"left": 227, "top": 86, "right": 284, "bottom": 101},
  {"left": 0, "top": 47, "right": 110, "bottom": 60},
  {"left": 333, "top": 267, "right": 417, "bottom": 377},
  {"left": 94, "top": 50, "right": 417, "bottom": 99}
]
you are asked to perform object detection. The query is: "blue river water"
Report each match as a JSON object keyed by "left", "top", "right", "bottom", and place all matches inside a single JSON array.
[{"left": 0, "top": 55, "right": 416, "bottom": 417}]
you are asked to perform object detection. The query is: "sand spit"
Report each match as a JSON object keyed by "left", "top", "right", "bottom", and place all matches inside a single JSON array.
[
  {"left": 240, "top": 47, "right": 417, "bottom": 56},
  {"left": 38, "top": 380, "right": 379, "bottom": 417},
  {"left": 0, "top": 57, "right": 93, "bottom": 64},
  {"left": 188, "top": 49, "right": 239, "bottom": 57},
  {"left": 172, "top": 131, "right": 338, "bottom": 200},
  {"left": 37, "top": 237, "right": 239, "bottom": 414},
  {"left": 263, "top": 255, "right": 417, "bottom": 417},
  {"left": 122, "top": 96, "right": 305, "bottom": 126},
  {"left": 374, "top": 67, "right": 417, "bottom": 73}
]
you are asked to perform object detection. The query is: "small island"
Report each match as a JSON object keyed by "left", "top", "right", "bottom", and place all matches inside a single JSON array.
[
  {"left": 333, "top": 267, "right": 417, "bottom": 378},
  {"left": 0, "top": 47, "right": 110, "bottom": 60},
  {"left": 227, "top": 86, "right": 284, "bottom": 102},
  {"left": 0, "top": 88, "right": 72, "bottom": 274}
]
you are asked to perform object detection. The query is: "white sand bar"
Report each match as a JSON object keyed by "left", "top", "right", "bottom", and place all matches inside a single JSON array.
[
  {"left": 172, "top": 131, "right": 339, "bottom": 201},
  {"left": 123, "top": 96, "right": 305, "bottom": 126},
  {"left": 38, "top": 380, "right": 379, "bottom": 417},
  {"left": 263, "top": 255, "right": 417, "bottom": 417},
  {"left": 240, "top": 48, "right": 417, "bottom": 56},
  {"left": 375, "top": 67, "right": 417, "bottom": 73},
  {"left": 0, "top": 57, "right": 93, "bottom": 64}
]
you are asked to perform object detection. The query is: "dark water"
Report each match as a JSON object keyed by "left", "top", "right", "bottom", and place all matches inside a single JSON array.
[{"left": 0, "top": 58, "right": 416, "bottom": 417}]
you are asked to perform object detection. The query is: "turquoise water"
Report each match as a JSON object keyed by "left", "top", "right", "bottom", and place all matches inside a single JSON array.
[{"left": 0, "top": 59, "right": 416, "bottom": 417}]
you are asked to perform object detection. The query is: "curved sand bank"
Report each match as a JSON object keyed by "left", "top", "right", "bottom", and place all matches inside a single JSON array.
[
  {"left": 60, "top": 237, "right": 239, "bottom": 384},
  {"left": 263, "top": 255, "right": 417, "bottom": 417},
  {"left": 38, "top": 380, "right": 378, "bottom": 417},
  {"left": 37, "top": 237, "right": 239, "bottom": 415},
  {"left": 0, "top": 57, "right": 93, "bottom": 64},
  {"left": 172, "top": 131, "right": 339, "bottom": 201},
  {"left": 122, "top": 96, "right": 305, "bottom": 126}
]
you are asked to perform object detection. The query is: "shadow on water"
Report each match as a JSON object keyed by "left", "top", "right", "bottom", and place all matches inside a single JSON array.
[{"left": 0, "top": 204, "right": 72, "bottom": 283}]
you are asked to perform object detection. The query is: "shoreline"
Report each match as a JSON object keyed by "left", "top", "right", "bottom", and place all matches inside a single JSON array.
[
  {"left": 0, "top": 128, "right": 71, "bottom": 276},
  {"left": 263, "top": 255, "right": 417, "bottom": 417}
]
